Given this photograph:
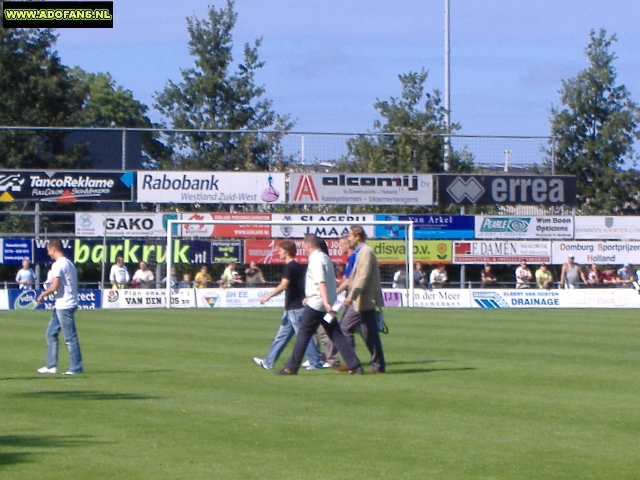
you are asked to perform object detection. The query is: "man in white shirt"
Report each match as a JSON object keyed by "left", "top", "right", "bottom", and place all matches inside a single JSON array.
[
  {"left": 109, "top": 256, "right": 130, "bottom": 289},
  {"left": 36, "top": 238, "right": 83, "bottom": 375},
  {"left": 275, "top": 234, "right": 363, "bottom": 375},
  {"left": 15, "top": 258, "right": 36, "bottom": 290},
  {"left": 132, "top": 261, "right": 154, "bottom": 288}
]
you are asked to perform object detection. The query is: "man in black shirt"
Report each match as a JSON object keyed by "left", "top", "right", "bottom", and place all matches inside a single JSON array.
[{"left": 254, "top": 240, "right": 323, "bottom": 370}]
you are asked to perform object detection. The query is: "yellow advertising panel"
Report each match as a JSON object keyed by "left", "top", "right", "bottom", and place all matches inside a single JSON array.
[{"left": 367, "top": 240, "right": 452, "bottom": 264}]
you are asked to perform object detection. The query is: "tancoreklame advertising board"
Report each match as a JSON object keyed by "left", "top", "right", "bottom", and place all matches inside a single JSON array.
[
  {"left": 1, "top": 238, "right": 32, "bottom": 264},
  {"left": 574, "top": 216, "right": 640, "bottom": 240},
  {"left": 437, "top": 174, "right": 576, "bottom": 207},
  {"left": 9, "top": 289, "right": 101, "bottom": 310},
  {"left": 471, "top": 289, "right": 640, "bottom": 309},
  {"left": 551, "top": 241, "right": 640, "bottom": 265},
  {"left": 0, "top": 170, "right": 134, "bottom": 203},
  {"left": 102, "top": 288, "right": 196, "bottom": 309},
  {"left": 34, "top": 238, "right": 211, "bottom": 265},
  {"left": 475, "top": 216, "right": 573, "bottom": 239},
  {"left": 374, "top": 214, "right": 475, "bottom": 239},
  {"left": 366, "top": 240, "right": 452, "bottom": 264},
  {"left": 270, "top": 214, "right": 375, "bottom": 239},
  {"left": 75, "top": 213, "right": 177, "bottom": 237},
  {"left": 453, "top": 241, "right": 551, "bottom": 264},
  {"left": 179, "top": 213, "right": 271, "bottom": 238},
  {"left": 245, "top": 239, "right": 344, "bottom": 265},
  {"left": 136, "top": 172, "right": 285, "bottom": 204},
  {"left": 193, "top": 288, "right": 284, "bottom": 309},
  {"left": 288, "top": 173, "right": 433, "bottom": 206}
]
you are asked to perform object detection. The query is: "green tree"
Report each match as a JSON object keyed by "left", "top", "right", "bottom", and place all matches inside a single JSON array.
[
  {"left": 74, "top": 69, "right": 172, "bottom": 168},
  {"left": 548, "top": 29, "right": 640, "bottom": 214},
  {"left": 339, "top": 69, "right": 474, "bottom": 174},
  {"left": 155, "top": 0, "right": 294, "bottom": 172},
  {"left": 0, "top": 28, "right": 87, "bottom": 168}
]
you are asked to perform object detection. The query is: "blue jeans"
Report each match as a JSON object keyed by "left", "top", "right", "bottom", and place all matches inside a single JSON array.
[
  {"left": 46, "top": 308, "right": 83, "bottom": 373},
  {"left": 263, "top": 308, "right": 322, "bottom": 369}
]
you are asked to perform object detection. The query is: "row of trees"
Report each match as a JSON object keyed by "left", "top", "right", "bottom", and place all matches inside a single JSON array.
[{"left": 1, "top": 1, "right": 639, "bottom": 213}]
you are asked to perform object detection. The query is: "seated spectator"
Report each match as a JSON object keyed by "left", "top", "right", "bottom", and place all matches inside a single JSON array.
[
  {"left": 515, "top": 260, "right": 533, "bottom": 289},
  {"left": 535, "top": 263, "right": 553, "bottom": 289},
  {"left": 392, "top": 266, "right": 407, "bottom": 289},
  {"left": 430, "top": 264, "right": 448, "bottom": 288},
  {"left": 414, "top": 262, "right": 428, "bottom": 289},
  {"left": 480, "top": 264, "right": 498, "bottom": 288},
  {"left": 132, "top": 261, "right": 154, "bottom": 288},
  {"left": 178, "top": 273, "right": 192, "bottom": 289},
  {"left": 194, "top": 266, "right": 212, "bottom": 288},
  {"left": 245, "top": 261, "right": 266, "bottom": 287},
  {"left": 585, "top": 263, "right": 601, "bottom": 288},
  {"left": 616, "top": 264, "right": 634, "bottom": 288}
]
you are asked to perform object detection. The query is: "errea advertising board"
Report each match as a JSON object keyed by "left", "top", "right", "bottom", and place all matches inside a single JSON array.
[
  {"left": 137, "top": 172, "right": 285, "bottom": 204},
  {"left": 475, "top": 216, "right": 573, "bottom": 239},
  {"left": 288, "top": 173, "right": 433, "bottom": 206}
]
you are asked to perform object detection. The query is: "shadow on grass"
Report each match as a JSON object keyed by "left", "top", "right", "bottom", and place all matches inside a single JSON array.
[
  {"left": 385, "top": 360, "right": 444, "bottom": 366},
  {"left": 0, "top": 434, "right": 96, "bottom": 469},
  {"left": 387, "top": 367, "right": 476, "bottom": 375},
  {"left": 15, "top": 390, "right": 161, "bottom": 401},
  {"left": 0, "top": 369, "right": 173, "bottom": 381}
]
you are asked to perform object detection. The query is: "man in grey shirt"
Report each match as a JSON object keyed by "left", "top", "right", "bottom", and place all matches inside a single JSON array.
[{"left": 275, "top": 234, "right": 363, "bottom": 375}]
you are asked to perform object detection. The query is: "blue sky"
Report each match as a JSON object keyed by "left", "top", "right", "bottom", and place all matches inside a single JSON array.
[{"left": 54, "top": 0, "right": 640, "bottom": 137}]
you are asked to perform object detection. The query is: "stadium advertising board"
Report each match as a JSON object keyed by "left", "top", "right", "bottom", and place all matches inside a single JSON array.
[
  {"left": 178, "top": 213, "right": 271, "bottom": 238},
  {"left": 401, "top": 288, "right": 471, "bottom": 308},
  {"left": 33, "top": 238, "right": 211, "bottom": 264},
  {"left": 366, "top": 240, "right": 452, "bottom": 264},
  {"left": 471, "top": 289, "right": 640, "bottom": 309},
  {"left": 194, "top": 287, "right": 283, "bottom": 309},
  {"left": 437, "top": 174, "right": 576, "bottom": 206},
  {"left": 137, "top": 172, "right": 285, "bottom": 204},
  {"left": 0, "top": 170, "right": 134, "bottom": 202},
  {"left": 475, "top": 216, "right": 573, "bottom": 239},
  {"left": 1, "top": 238, "right": 32, "bottom": 264},
  {"left": 288, "top": 173, "right": 433, "bottom": 206},
  {"left": 245, "top": 239, "right": 344, "bottom": 264},
  {"left": 75, "top": 213, "right": 175, "bottom": 237},
  {"left": 551, "top": 241, "right": 640, "bottom": 265},
  {"left": 374, "top": 214, "right": 474, "bottom": 239},
  {"left": 10, "top": 289, "right": 101, "bottom": 310},
  {"left": 574, "top": 216, "right": 640, "bottom": 240},
  {"left": 0, "top": 290, "right": 8, "bottom": 310},
  {"left": 102, "top": 288, "right": 195, "bottom": 309},
  {"left": 211, "top": 242, "right": 242, "bottom": 263},
  {"left": 453, "top": 241, "right": 551, "bottom": 264},
  {"left": 270, "top": 214, "right": 374, "bottom": 239}
]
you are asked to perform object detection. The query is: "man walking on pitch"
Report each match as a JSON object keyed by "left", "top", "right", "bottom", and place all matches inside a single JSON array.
[
  {"left": 36, "top": 238, "right": 83, "bottom": 375},
  {"left": 255, "top": 240, "right": 323, "bottom": 370},
  {"left": 275, "top": 234, "right": 363, "bottom": 375},
  {"left": 338, "top": 225, "right": 386, "bottom": 373}
]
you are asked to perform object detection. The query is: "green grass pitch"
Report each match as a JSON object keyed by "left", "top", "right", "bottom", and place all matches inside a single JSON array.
[{"left": 1, "top": 307, "right": 639, "bottom": 479}]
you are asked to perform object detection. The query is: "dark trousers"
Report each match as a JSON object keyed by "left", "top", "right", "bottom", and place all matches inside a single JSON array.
[
  {"left": 285, "top": 306, "right": 361, "bottom": 371},
  {"left": 340, "top": 305, "right": 386, "bottom": 372}
]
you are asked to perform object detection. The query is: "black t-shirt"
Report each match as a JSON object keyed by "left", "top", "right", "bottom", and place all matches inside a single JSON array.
[{"left": 282, "top": 260, "right": 304, "bottom": 310}]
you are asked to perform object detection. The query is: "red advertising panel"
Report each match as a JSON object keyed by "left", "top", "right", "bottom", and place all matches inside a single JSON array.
[
  {"left": 245, "top": 239, "right": 345, "bottom": 265},
  {"left": 180, "top": 213, "right": 271, "bottom": 238}
]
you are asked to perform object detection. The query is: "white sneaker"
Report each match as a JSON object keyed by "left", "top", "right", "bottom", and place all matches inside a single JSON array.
[
  {"left": 63, "top": 370, "right": 81, "bottom": 375},
  {"left": 322, "top": 362, "right": 333, "bottom": 368},
  {"left": 253, "top": 357, "right": 264, "bottom": 366},
  {"left": 37, "top": 366, "right": 57, "bottom": 374},
  {"left": 302, "top": 360, "right": 310, "bottom": 367}
]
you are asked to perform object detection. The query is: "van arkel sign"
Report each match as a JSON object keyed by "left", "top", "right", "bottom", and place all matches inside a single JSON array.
[
  {"left": 136, "top": 172, "right": 285, "bottom": 204},
  {"left": 288, "top": 173, "right": 433, "bottom": 206},
  {"left": 437, "top": 175, "right": 576, "bottom": 206},
  {"left": 0, "top": 170, "right": 134, "bottom": 202}
]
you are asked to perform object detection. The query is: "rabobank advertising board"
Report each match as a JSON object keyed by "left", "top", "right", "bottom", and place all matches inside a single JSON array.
[
  {"left": 137, "top": 172, "right": 285, "bottom": 204},
  {"left": 288, "top": 173, "right": 433, "bottom": 206}
]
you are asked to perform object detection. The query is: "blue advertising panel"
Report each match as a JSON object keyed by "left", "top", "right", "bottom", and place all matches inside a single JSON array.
[
  {"left": 374, "top": 214, "right": 475, "bottom": 239},
  {"left": 2, "top": 238, "right": 32, "bottom": 264},
  {"left": 9, "top": 289, "right": 101, "bottom": 310}
]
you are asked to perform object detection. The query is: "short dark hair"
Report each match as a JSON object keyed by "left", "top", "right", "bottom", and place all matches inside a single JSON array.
[
  {"left": 48, "top": 238, "right": 63, "bottom": 252},
  {"left": 279, "top": 240, "right": 296, "bottom": 257},
  {"left": 303, "top": 234, "right": 322, "bottom": 250}
]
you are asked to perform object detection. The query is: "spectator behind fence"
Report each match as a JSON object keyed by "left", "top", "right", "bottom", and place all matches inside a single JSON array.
[
  {"left": 560, "top": 255, "right": 586, "bottom": 289},
  {"left": 178, "top": 273, "right": 192, "bottom": 289},
  {"left": 616, "top": 264, "right": 634, "bottom": 288},
  {"left": 392, "top": 266, "right": 406, "bottom": 289},
  {"left": 600, "top": 266, "right": 617, "bottom": 287},
  {"left": 586, "top": 264, "right": 601, "bottom": 288},
  {"left": 245, "top": 261, "right": 266, "bottom": 287},
  {"left": 15, "top": 258, "right": 36, "bottom": 290},
  {"left": 132, "top": 261, "right": 154, "bottom": 288},
  {"left": 194, "top": 266, "right": 212, "bottom": 288},
  {"left": 162, "top": 267, "right": 178, "bottom": 288},
  {"left": 515, "top": 260, "right": 533, "bottom": 288},
  {"left": 109, "top": 256, "right": 129, "bottom": 289},
  {"left": 480, "top": 264, "right": 497, "bottom": 288},
  {"left": 219, "top": 262, "right": 242, "bottom": 288},
  {"left": 430, "top": 264, "right": 448, "bottom": 288},
  {"left": 414, "top": 262, "right": 428, "bottom": 289},
  {"left": 535, "top": 263, "right": 554, "bottom": 289}
]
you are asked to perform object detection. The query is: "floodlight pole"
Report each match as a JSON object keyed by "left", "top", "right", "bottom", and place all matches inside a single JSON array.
[{"left": 444, "top": 0, "right": 451, "bottom": 172}]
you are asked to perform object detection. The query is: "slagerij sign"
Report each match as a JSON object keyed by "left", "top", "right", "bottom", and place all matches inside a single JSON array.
[{"left": 437, "top": 175, "right": 576, "bottom": 207}]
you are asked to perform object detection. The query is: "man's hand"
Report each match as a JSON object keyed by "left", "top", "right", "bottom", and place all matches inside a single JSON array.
[
  {"left": 260, "top": 296, "right": 269, "bottom": 305},
  {"left": 343, "top": 297, "right": 353, "bottom": 307}
]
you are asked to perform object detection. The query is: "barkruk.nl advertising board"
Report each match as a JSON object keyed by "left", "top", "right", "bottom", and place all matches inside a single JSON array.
[{"left": 137, "top": 172, "right": 285, "bottom": 204}]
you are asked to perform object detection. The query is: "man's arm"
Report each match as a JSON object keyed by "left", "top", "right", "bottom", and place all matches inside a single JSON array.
[
  {"left": 336, "top": 277, "right": 349, "bottom": 295},
  {"left": 560, "top": 264, "right": 567, "bottom": 284},
  {"left": 318, "top": 281, "right": 333, "bottom": 312},
  {"left": 37, "top": 277, "right": 60, "bottom": 303},
  {"left": 260, "top": 278, "right": 290, "bottom": 304},
  {"left": 346, "top": 248, "right": 371, "bottom": 304}
]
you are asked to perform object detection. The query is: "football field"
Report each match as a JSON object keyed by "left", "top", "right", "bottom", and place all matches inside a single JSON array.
[{"left": 1, "top": 307, "right": 638, "bottom": 479}]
